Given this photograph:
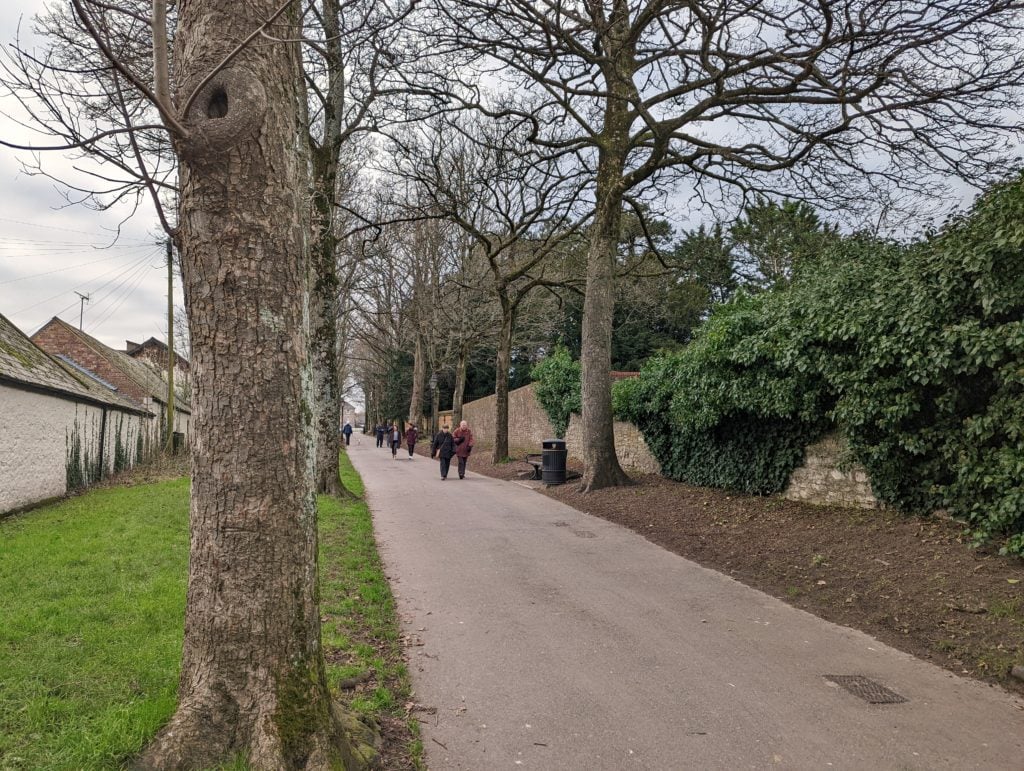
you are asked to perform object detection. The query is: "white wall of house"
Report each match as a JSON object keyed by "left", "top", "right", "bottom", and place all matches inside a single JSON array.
[
  {"left": 174, "top": 408, "right": 191, "bottom": 440},
  {"left": 0, "top": 385, "right": 78, "bottom": 512},
  {"left": 0, "top": 384, "right": 153, "bottom": 515}
]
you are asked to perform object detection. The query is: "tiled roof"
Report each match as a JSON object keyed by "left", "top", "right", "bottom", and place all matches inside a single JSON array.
[
  {"left": 126, "top": 336, "right": 191, "bottom": 368},
  {"left": 0, "top": 313, "right": 147, "bottom": 414},
  {"left": 38, "top": 317, "right": 191, "bottom": 413}
]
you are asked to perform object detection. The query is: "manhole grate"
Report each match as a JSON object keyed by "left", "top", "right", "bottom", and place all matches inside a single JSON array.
[
  {"left": 572, "top": 529, "right": 597, "bottom": 538},
  {"left": 824, "top": 675, "right": 907, "bottom": 704}
]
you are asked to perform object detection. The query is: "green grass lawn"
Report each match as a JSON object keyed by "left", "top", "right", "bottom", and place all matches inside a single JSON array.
[{"left": 0, "top": 456, "right": 416, "bottom": 769}]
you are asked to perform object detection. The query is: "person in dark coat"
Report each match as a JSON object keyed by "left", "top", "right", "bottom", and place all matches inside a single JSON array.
[
  {"left": 375, "top": 423, "right": 385, "bottom": 448},
  {"left": 452, "top": 419, "right": 475, "bottom": 479},
  {"left": 404, "top": 424, "right": 419, "bottom": 458},
  {"left": 388, "top": 423, "right": 401, "bottom": 459},
  {"left": 342, "top": 421, "right": 353, "bottom": 446},
  {"left": 430, "top": 425, "right": 456, "bottom": 480}
]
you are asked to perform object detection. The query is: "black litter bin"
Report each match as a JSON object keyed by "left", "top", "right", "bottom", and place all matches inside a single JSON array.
[{"left": 541, "top": 438, "right": 567, "bottom": 485}]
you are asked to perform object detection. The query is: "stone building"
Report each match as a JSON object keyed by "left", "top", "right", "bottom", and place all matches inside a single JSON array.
[
  {"left": 32, "top": 317, "right": 191, "bottom": 442},
  {"left": 0, "top": 313, "right": 154, "bottom": 515},
  {"left": 125, "top": 336, "right": 191, "bottom": 397}
]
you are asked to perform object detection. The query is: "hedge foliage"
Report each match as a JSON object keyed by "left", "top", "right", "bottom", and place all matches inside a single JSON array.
[
  {"left": 613, "top": 293, "right": 832, "bottom": 494},
  {"left": 612, "top": 173, "right": 1024, "bottom": 554},
  {"left": 530, "top": 346, "right": 581, "bottom": 438}
]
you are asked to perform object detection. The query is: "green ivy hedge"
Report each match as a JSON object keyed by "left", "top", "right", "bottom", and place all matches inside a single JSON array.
[
  {"left": 613, "top": 293, "right": 832, "bottom": 494},
  {"left": 531, "top": 175, "right": 1024, "bottom": 554},
  {"left": 611, "top": 173, "right": 1024, "bottom": 555},
  {"left": 814, "top": 181, "right": 1024, "bottom": 555},
  {"left": 530, "top": 346, "right": 581, "bottom": 438}
]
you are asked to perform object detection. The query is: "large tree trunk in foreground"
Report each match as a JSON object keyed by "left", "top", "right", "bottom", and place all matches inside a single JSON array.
[
  {"left": 139, "top": 2, "right": 364, "bottom": 768},
  {"left": 578, "top": 149, "right": 632, "bottom": 492}
]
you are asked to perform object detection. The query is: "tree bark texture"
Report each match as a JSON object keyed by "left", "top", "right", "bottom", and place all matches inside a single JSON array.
[
  {"left": 431, "top": 378, "right": 441, "bottom": 436},
  {"left": 408, "top": 332, "right": 426, "bottom": 427},
  {"left": 452, "top": 339, "right": 469, "bottom": 427},
  {"left": 139, "top": 2, "right": 363, "bottom": 768},
  {"left": 492, "top": 301, "right": 514, "bottom": 462},
  {"left": 311, "top": 145, "right": 343, "bottom": 496},
  {"left": 578, "top": 4, "right": 633, "bottom": 492},
  {"left": 579, "top": 146, "right": 632, "bottom": 491}
]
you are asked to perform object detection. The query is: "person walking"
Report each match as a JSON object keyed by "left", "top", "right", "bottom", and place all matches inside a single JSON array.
[
  {"left": 452, "top": 419, "right": 475, "bottom": 480},
  {"left": 430, "top": 424, "right": 456, "bottom": 480},
  {"left": 375, "top": 423, "right": 385, "bottom": 448},
  {"left": 342, "top": 421, "right": 353, "bottom": 446},
  {"left": 404, "top": 424, "right": 419, "bottom": 458},
  {"left": 389, "top": 423, "right": 402, "bottom": 459}
]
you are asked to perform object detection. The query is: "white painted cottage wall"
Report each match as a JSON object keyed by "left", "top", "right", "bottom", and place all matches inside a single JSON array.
[
  {"left": 0, "top": 385, "right": 85, "bottom": 512},
  {"left": 0, "top": 384, "right": 154, "bottom": 515}
]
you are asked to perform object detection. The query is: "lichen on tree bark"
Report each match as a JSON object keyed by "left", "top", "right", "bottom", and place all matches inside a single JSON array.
[{"left": 138, "top": 1, "right": 366, "bottom": 767}]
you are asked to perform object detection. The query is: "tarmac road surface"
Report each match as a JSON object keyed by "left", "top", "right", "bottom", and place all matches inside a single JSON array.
[{"left": 346, "top": 440, "right": 1024, "bottom": 770}]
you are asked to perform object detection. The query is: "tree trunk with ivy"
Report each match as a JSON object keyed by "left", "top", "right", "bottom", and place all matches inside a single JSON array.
[{"left": 138, "top": 2, "right": 366, "bottom": 767}]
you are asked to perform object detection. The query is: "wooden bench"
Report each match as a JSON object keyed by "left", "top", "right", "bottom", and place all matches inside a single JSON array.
[{"left": 522, "top": 453, "right": 544, "bottom": 480}]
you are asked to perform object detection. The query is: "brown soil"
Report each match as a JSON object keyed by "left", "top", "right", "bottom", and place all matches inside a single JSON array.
[{"left": 461, "top": 447, "right": 1024, "bottom": 697}]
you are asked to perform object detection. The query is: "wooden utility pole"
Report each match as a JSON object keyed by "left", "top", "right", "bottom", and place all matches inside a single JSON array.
[{"left": 165, "top": 239, "right": 176, "bottom": 454}]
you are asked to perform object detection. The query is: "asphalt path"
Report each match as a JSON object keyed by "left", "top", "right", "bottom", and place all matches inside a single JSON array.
[{"left": 346, "top": 438, "right": 1024, "bottom": 770}]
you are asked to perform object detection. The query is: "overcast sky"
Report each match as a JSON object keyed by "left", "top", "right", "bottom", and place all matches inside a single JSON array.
[{"left": 0, "top": 1, "right": 173, "bottom": 352}]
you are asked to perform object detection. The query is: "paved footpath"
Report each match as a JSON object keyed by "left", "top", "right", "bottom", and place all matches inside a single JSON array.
[{"left": 346, "top": 440, "right": 1024, "bottom": 770}]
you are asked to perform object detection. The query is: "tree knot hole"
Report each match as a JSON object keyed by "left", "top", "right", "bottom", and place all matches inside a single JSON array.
[{"left": 207, "top": 87, "right": 229, "bottom": 119}]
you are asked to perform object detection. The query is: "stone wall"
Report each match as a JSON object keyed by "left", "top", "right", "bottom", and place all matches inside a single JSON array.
[
  {"left": 0, "top": 384, "right": 155, "bottom": 514},
  {"left": 451, "top": 386, "right": 881, "bottom": 500},
  {"left": 459, "top": 383, "right": 660, "bottom": 473},
  {"left": 782, "top": 433, "right": 881, "bottom": 509},
  {"left": 461, "top": 384, "right": 556, "bottom": 453},
  {"left": 565, "top": 415, "right": 661, "bottom": 474}
]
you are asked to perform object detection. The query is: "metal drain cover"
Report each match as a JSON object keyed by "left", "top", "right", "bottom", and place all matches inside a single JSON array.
[{"left": 824, "top": 675, "right": 907, "bottom": 704}]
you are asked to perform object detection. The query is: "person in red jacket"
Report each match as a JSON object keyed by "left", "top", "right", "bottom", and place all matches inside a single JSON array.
[
  {"left": 452, "top": 420, "right": 474, "bottom": 480},
  {"left": 404, "top": 424, "right": 419, "bottom": 458}
]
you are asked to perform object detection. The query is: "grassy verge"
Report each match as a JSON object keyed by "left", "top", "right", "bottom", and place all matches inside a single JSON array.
[
  {"left": 322, "top": 451, "right": 423, "bottom": 768},
  {"left": 0, "top": 479, "right": 189, "bottom": 769},
  {"left": 0, "top": 457, "right": 420, "bottom": 769}
]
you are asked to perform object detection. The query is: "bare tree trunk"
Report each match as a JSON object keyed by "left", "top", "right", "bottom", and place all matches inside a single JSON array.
[
  {"left": 431, "top": 379, "right": 441, "bottom": 436},
  {"left": 139, "top": 3, "right": 362, "bottom": 768},
  {"left": 311, "top": 197, "right": 343, "bottom": 495},
  {"left": 492, "top": 301, "right": 513, "bottom": 462},
  {"left": 579, "top": 145, "right": 632, "bottom": 492},
  {"left": 308, "top": 0, "right": 347, "bottom": 496},
  {"left": 408, "top": 332, "right": 425, "bottom": 426},
  {"left": 452, "top": 339, "right": 469, "bottom": 425}
]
